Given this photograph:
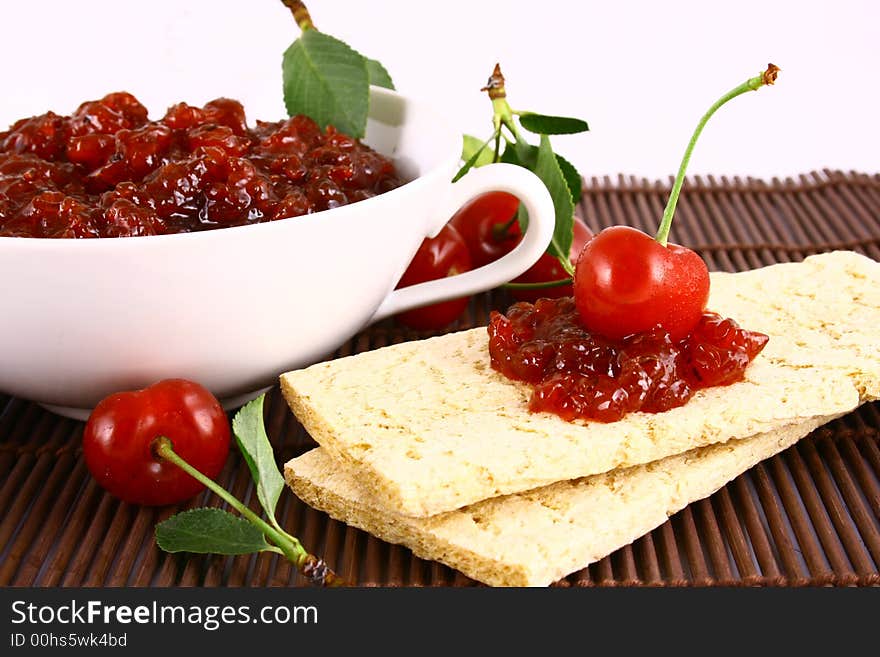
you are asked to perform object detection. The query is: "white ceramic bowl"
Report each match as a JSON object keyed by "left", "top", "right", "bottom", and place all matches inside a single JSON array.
[{"left": 0, "top": 87, "right": 554, "bottom": 419}]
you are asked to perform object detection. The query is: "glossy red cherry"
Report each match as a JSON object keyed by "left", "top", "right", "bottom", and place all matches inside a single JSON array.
[
  {"left": 82, "top": 379, "right": 231, "bottom": 506},
  {"left": 395, "top": 223, "right": 473, "bottom": 330},
  {"left": 573, "top": 225, "right": 710, "bottom": 341},
  {"left": 572, "top": 66, "right": 781, "bottom": 342},
  {"left": 448, "top": 191, "right": 521, "bottom": 267}
]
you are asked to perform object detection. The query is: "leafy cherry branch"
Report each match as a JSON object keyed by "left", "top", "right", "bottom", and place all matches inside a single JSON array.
[
  {"left": 456, "top": 64, "right": 590, "bottom": 278},
  {"left": 154, "top": 396, "right": 343, "bottom": 587},
  {"left": 280, "top": 0, "right": 393, "bottom": 138}
]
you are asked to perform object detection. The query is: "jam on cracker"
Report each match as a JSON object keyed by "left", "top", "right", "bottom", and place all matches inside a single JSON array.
[{"left": 488, "top": 297, "right": 768, "bottom": 423}]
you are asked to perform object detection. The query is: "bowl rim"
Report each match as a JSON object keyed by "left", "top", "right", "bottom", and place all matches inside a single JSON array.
[{"left": 0, "top": 86, "right": 461, "bottom": 249}]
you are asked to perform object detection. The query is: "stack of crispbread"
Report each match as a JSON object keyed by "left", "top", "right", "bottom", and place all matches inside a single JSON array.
[{"left": 281, "top": 251, "right": 880, "bottom": 586}]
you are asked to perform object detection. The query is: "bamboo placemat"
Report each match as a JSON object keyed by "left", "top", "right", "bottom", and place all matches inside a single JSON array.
[{"left": 1, "top": 169, "right": 879, "bottom": 587}]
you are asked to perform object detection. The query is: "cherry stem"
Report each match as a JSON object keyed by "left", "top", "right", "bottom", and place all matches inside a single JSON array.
[
  {"left": 503, "top": 277, "right": 572, "bottom": 290},
  {"left": 152, "top": 437, "right": 299, "bottom": 557},
  {"left": 281, "top": 0, "right": 315, "bottom": 32},
  {"left": 152, "top": 436, "right": 343, "bottom": 586},
  {"left": 482, "top": 63, "right": 524, "bottom": 160},
  {"left": 655, "top": 63, "right": 780, "bottom": 247},
  {"left": 493, "top": 214, "right": 519, "bottom": 240}
]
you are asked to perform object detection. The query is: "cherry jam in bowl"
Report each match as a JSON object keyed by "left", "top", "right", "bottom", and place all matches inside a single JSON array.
[{"left": 0, "top": 87, "right": 555, "bottom": 418}]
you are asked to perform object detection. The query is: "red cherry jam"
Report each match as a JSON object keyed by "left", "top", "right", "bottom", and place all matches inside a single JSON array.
[
  {"left": 488, "top": 297, "right": 768, "bottom": 423},
  {"left": 0, "top": 92, "right": 401, "bottom": 238}
]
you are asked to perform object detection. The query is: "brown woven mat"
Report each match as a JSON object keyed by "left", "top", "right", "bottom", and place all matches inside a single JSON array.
[{"left": 2, "top": 169, "right": 879, "bottom": 587}]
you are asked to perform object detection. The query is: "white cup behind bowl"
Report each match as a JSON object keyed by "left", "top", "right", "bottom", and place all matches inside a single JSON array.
[{"left": 0, "top": 86, "right": 555, "bottom": 420}]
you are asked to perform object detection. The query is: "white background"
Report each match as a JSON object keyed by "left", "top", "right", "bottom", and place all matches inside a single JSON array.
[{"left": 0, "top": 0, "right": 876, "bottom": 178}]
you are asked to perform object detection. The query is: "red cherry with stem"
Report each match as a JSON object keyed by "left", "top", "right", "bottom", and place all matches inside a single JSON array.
[
  {"left": 573, "top": 225, "right": 709, "bottom": 341},
  {"left": 574, "top": 64, "right": 779, "bottom": 341},
  {"left": 395, "top": 223, "right": 473, "bottom": 330},
  {"left": 447, "top": 191, "right": 521, "bottom": 267},
  {"left": 82, "top": 379, "right": 231, "bottom": 506},
  {"left": 511, "top": 217, "right": 593, "bottom": 301}
]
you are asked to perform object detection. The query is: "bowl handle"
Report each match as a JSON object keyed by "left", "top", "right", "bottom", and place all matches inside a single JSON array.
[{"left": 370, "top": 163, "right": 555, "bottom": 323}]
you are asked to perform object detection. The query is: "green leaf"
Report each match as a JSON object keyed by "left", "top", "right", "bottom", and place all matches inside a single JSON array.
[
  {"left": 461, "top": 134, "right": 494, "bottom": 168},
  {"left": 554, "top": 152, "right": 583, "bottom": 207},
  {"left": 515, "top": 201, "right": 529, "bottom": 234},
  {"left": 513, "top": 134, "right": 535, "bottom": 168},
  {"left": 500, "top": 140, "right": 528, "bottom": 167},
  {"left": 282, "top": 30, "right": 370, "bottom": 138},
  {"left": 519, "top": 113, "right": 589, "bottom": 135},
  {"left": 232, "top": 395, "right": 285, "bottom": 521},
  {"left": 365, "top": 57, "right": 395, "bottom": 90},
  {"left": 532, "top": 134, "right": 574, "bottom": 262},
  {"left": 502, "top": 141, "right": 581, "bottom": 205},
  {"left": 452, "top": 129, "right": 498, "bottom": 182},
  {"left": 156, "top": 508, "right": 272, "bottom": 555}
]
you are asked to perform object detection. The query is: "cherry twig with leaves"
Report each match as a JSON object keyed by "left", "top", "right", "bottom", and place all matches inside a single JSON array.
[
  {"left": 279, "top": 0, "right": 394, "bottom": 138},
  {"left": 456, "top": 63, "right": 589, "bottom": 280},
  {"left": 154, "top": 396, "right": 343, "bottom": 587}
]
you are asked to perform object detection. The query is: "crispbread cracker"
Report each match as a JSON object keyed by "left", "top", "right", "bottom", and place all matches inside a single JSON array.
[
  {"left": 286, "top": 417, "right": 834, "bottom": 587},
  {"left": 281, "top": 251, "right": 880, "bottom": 517}
]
